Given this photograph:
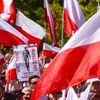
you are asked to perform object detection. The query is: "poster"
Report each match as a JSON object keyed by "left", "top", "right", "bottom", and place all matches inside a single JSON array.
[{"left": 13, "top": 44, "right": 40, "bottom": 81}]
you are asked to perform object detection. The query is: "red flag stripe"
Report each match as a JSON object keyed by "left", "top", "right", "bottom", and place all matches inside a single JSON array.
[
  {"left": 44, "top": 0, "right": 57, "bottom": 46},
  {"left": 16, "top": 26, "right": 41, "bottom": 47},
  {"left": 8, "top": 1, "right": 16, "bottom": 24},
  {"left": 63, "top": 0, "right": 85, "bottom": 36},
  {"left": 15, "top": 11, "right": 47, "bottom": 47},
  {"left": 0, "top": 0, "right": 4, "bottom": 13},
  {"left": 6, "top": 68, "right": 16, "bottom": 81},
  {"left": 0, "top": 17, "right": 28, "bottom": 46},
  {"left": 6, "top": 56, "right": 17, "bottom": 81},
  {"left": 42, "top": 50, "right": 58, "bottom": 58},
  {"left": 31, "top": 9, "right": 100, "bottom": 100},
  {"left": 64, "top": 9, "right": 78, "bottom": 36},
  {"left": 0, "top": 29, "right": 26, "bottom": 46},
  {"left": 42, "top": 43, "right": 60, "bottom": 58},
  {"left": 0, "top": 0, "right": 16, "bottom": 24}
]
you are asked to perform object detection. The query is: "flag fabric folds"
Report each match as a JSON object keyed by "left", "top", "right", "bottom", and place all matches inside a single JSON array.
[
  {"left": 42, "top": 43, "right": 61, "bottom": 58},
  {"left": 31, "top": 11, "right": 100, "bottom": 100},
  {"left": 44, "top": 0, "right": 57, "bottom": 46},
  {"left": 0, "top": 0, "right": 16, "bottom": 24},
  {"left": 0, "top": 18, "right": 28, "bottom": 46},
  {"left": 6, "top": 55, "right": 17, "bottom": 81},
  {"left": 63, "top": 0, "right": 85, "bottom": 36},
  {"left": 15, "top": 11, "right": 47, "bottom": 47}
]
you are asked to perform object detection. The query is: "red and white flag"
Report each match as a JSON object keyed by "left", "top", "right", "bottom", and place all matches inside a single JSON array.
[
  {"left": 0, "top": 18, "right": 28, "bottom": 46},
  {"left": 6, "top": 55, "right": 16, "bottom": 81},
  {"left": 0, "top": 52, "right": 5, "bottom": 64},
  {"left": 42, "top": 43, "right": 60, "bottom": 58},
  {"left": 31, "top": 11, "right": 100, "bottom": 100},
  {"left": 63, "top": 0, "right": 85, "bottom": 36},
  {"left": 0, "top": 0, "right": 16, "bottom": 24},
  {"left": 44, "top": 0, "right": 57, "bottom": 46},
  {"left": 15, "top": 11, "right": 47, "bottom": 47}
]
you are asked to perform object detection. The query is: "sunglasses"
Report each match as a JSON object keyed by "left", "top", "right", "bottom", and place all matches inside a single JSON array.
[{"left": 30, "top": 81, "right": 38, "bottom": 85}]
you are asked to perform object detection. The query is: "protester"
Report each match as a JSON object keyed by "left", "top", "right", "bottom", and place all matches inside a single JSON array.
[
  {"left": 28, "top": 75, "right": 39, "bottom": 90},
  {"left": 22, "top": 86, "right": 32, "bottom": 100},
  {"left": 49, "top": 91, "right": 62, "bottom": 100}
]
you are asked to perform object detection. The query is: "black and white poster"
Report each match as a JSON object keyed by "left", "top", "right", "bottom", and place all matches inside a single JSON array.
[{"left": 13, "top": 44, "right": 40, "bottom": 81}]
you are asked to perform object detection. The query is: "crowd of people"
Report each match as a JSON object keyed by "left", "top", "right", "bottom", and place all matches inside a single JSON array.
[{"left": 0, "top": 48, "right": 100, "bottom": 100}]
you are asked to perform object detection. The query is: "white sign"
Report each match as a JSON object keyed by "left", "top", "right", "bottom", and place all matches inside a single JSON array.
[{"left": 13, "top": 44, "right": 40, "bottom": 81}]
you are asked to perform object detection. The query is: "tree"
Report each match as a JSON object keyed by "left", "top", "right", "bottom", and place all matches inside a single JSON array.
[{"left": 1, "top": 0, "right": 99, "bottom": 50}]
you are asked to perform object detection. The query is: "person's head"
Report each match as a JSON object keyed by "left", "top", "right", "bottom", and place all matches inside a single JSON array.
[
  {"left": 29, "top": 75, "right": 39, "bottom": 89},
  {"left": 22, "top": 87, "right": 32, "bottom": 100},
  {"left": 16, "top": 91, "right": 24, "bottom": 100},
  {"left": 51, "top": 91, "right": 62, "bottom": 100},
  {"left": 91, "top": 81, "right": 100, "bottom": 93}
]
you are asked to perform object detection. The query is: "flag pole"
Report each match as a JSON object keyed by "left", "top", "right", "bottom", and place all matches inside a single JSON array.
[{"left": 61, "top": 2, "right": 64, "bottom": 48}]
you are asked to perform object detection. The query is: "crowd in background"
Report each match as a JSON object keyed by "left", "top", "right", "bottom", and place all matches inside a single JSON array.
[{"left": 0, "top": 47, "right": 100, "bottom": 100}]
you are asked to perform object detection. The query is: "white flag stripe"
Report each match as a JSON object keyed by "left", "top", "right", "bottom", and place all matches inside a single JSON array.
[
  {"left": 73, "top": 0, "right": 85, "bottom": 26},
  {"left": 44, "top": 0, "right": 56, "bottom": 42},
  {"left": 7, "top": 55, "right": 16, "bottom": 70},
  {"left": 61, "top": 11, "right": 100, "bottom": 52},
  {"left": 3, "top": 0, "right": 12, "bottom": 13},
  {"left": 43, "top": 43, "right": 60, "bottom": 52},
  {"left": 16, "top": 11, "right": 46, "bottom": 39},
  {"left": 64, "top": 0, "right": 85, "bottom": 28},
  {"left": 0, "top": 18, "right": 28, "bottom": 43}
]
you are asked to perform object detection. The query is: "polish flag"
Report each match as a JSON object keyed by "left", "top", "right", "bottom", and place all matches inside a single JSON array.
[
  {"left": 15, "top": 11, "right": 47, "bottom": 47},
  {"left": 0, "top": 17, "right": 28, "bottom": 46},
  {"left": 31, "top": 10, "right": 100, "bottom": 100},
  {"left": 42, "top": 43, "right": 60, "bottom": 58},
  {"left": 0, "top": 52, "right": 5, "bottom": 64},
  {"left": 44, "top": 0, "right": 57, "bottom": 46},
  {"left": 0, "top": 0, "right": 16, "bottom": 24},
  {"left": 6, "top": 55, "right": 16, "bottom": 81},
  {"left": 63, "top": 0, "right": 85, "bottom": 36}
]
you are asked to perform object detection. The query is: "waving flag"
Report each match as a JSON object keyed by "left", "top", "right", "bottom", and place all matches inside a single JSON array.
[
  {"left": 15, "top": 11, "right": 47, "bottom": 47},
  {"left": 31, "top": 11, "right": 100, "bottom": 100},
  {"left": 63, "top": 0, "right": 85, "bottom": 36},
  {"left": 6, "top": 55, "right": 16, "bottom": 81},
  {"left": 42, "top": 43, "right": 60, "bottom": 58},
  {"left": 44, "top": 0, "right": 57, "bottom": 46},
  {"left": 0, "top": 0, "right": 16, "bottom": 24},
  {"left": 0, "top": 18, "right": 28, "bottom": 46}
]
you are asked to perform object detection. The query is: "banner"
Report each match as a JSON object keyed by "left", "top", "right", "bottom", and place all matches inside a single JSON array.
[{"left": 13, "top": 44, "right": 40, "bottom": 81}]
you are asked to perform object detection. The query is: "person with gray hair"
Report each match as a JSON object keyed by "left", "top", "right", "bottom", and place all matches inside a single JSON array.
[{"left": 22, "top": 86, "right": 32, "bottom": 100}]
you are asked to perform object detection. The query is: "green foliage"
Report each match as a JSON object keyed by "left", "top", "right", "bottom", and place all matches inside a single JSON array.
[
  {"left": 3, "top": 0, "right": 99, "bottom": 51},
  {"left": 79, "top": 0, "right": 98, "bottom": 20}
]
